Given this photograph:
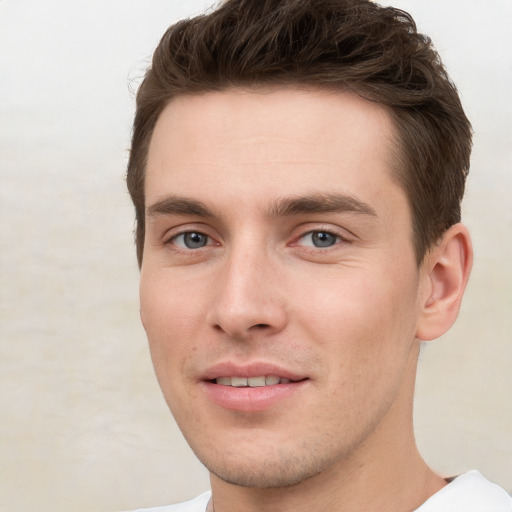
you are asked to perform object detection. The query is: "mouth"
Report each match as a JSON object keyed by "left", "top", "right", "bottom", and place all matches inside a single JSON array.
[
  {"left": 201, "top": 363, "right": 309, "bottom": 412},
  {"left": 211, "top": 375, "right": 296, "bottom": 387}
]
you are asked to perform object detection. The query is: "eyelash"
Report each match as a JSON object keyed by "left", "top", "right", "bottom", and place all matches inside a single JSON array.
[
  {"left": 297, "top": 229, "right": 343, "bottom": 246},
  {"left": 168, "top": 231, "right": 216, "bottom": 250},
  {"left": 166, "top": 227, "right": 349, "bottom": 251}
]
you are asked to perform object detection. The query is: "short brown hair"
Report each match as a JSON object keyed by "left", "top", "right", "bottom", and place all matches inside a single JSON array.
[{"left": 127, "top": 0, "right": 472, "bottom": 266}]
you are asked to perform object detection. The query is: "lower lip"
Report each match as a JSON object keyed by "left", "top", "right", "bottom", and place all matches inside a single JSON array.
[{"left": 201, "top": 380, "right": 307, "bottom": 412}]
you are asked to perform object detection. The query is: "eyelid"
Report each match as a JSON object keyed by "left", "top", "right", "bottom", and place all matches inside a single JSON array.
[
  {"left": 291, "top": 225, "right": 352, "bottom": 247},
  {"left": 299, "top": 231, "right": 340, "bottom": 248},
  {"left": 171, "top": 232, "right": 211, "bottom": 249},
  {"left": 162, "top": 223, "right": 220, "bottom": 247},
  {"left": 160, "top": 223, "right": 352, "bottom": 250}
]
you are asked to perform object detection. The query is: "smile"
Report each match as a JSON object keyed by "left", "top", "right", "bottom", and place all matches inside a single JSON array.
[
  {"left": 200, "top": 362, "right": 308, "bottom": 411},
  {"left": 214, "top": 376, "right": 292, "bottom": 387}
]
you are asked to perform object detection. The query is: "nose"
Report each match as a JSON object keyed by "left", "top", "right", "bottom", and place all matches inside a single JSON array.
[{"left": 207, "top": 243, "right": 288, "bottom": 340}]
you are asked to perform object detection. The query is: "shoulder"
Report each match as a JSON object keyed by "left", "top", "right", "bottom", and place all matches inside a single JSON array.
[
  {"left": 415, "top": 471, "right": 511, "bottom": 512},
  {"left": 121, "top": 491, "right": 212, "bottom": 512}
]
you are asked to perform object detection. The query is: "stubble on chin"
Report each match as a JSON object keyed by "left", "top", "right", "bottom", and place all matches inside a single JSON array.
[{"left": 195, "top": 435, "right": 351, "bottom": 490}]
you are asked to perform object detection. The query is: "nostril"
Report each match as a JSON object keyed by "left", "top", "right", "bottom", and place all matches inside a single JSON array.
[{"left": 254, "top": 323, "right": 270, "bottom": 329}]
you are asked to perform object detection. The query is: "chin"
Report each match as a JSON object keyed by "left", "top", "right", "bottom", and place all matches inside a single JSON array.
[
  {"left": 195, "top": 440, "right": 343, "bottom": 489},
  {"left": 206, "top": 460, "right": 323, "bottom": 489}
]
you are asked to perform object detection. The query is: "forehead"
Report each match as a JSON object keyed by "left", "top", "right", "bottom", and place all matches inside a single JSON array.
[{"left": 145, "top": 87, "right": 403, "bottom": 217}]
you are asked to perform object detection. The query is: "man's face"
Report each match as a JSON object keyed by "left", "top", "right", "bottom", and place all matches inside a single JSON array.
[{"left": 140, "top": 88, "right": 428, "bottom": 488}]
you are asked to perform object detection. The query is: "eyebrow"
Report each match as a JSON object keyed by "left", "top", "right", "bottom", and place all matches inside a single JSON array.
[
  {"left": 268, "top": 193, "right": 377, "bottom": 218},
  {"left": 146, "top": 193, "right": 377, "bottom": 219},
  {"left": 147, "top": 196, "right": 216, "bottom": 218}
]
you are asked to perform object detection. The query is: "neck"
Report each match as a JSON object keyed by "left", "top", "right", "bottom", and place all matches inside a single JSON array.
[{"left": 209, "top": 343, "right": 447, "bottom": 512}]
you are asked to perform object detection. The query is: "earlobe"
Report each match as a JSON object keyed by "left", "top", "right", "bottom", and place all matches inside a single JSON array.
[{"left": 416, "top": 223, "right": 473, "bottom": 341}]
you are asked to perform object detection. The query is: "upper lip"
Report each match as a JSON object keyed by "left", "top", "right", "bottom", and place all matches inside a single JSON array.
[{"left": 200, "top": 361, "right": 307, "bottom": 382}]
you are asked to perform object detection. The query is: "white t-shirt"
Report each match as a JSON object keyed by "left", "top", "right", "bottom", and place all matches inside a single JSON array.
[
  {"left": 125, "top": 471, "right": 511, "bottom": 512},
  {"left": 413, "top": 471, "right": 511, "bottom": 512}
]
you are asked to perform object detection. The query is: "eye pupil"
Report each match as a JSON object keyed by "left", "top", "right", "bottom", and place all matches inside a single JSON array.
[
  {"left": 184, "top": 232, "right": 207, "bottom": 249},
  {"left": 312, "top": 231, "right": 336, "bottom": 247}
]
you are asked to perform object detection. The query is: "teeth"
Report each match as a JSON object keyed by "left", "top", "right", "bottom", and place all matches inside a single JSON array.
[
  {"left": 248, "top": 376, "right": 266, "bottom": 387},
  {"left": 215, "top": 375, "right": 292, "bottom": 387},
  {"left": 231, "top": 377, "right": 248, "bottom": 387}
]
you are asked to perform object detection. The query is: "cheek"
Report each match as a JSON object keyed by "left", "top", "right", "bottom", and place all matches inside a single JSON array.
[
  {"left": 293, "top": 272, "right": 418, "bottom": 433},
  {"left": 139, "top": 271, "right": 199, "bottom": 387},
  {"left": 140, "top": 276, "right": 203, "bottom": 422},
  {"left": 140, "top": 269, "right": 203, "bottom": 338},
  {"left": 293, "top": 265, "right": 419, "bottom": 372},
  {"left": 294, "top": 270, "right": 385, "bottom": 335}
]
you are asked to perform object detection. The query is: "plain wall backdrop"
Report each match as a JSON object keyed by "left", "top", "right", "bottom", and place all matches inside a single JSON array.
[{"left": 0, "top": 1, "right": 511, "bottom": 511}]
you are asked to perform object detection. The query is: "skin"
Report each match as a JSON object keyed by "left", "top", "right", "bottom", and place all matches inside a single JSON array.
[{"left": 140, "top": 88, "right": 472, "bottom": 512}]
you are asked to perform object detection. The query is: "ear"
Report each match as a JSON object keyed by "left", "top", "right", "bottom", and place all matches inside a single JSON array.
[{"left": 415, "top": 223, "right": 473, "bottom": 341}]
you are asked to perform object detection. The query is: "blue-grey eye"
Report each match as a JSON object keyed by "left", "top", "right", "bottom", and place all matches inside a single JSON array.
[
  {"left": 311, "top": 231, "right": 337, "bottom": 247},
  {"left": 175, "top": 232, "right": 209, "bottom": 249},
  {"left": 299, "top": 231, "right": 339, "bottom": 248}
]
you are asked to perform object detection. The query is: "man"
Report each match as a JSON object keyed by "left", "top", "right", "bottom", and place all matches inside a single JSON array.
[{"left": 125, "top": 0, "right": 511, "bottom": 511}]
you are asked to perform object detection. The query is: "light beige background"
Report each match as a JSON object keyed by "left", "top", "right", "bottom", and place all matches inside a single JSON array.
[{"left": 0, "top": 1, "right": 510, "bottom": 511}]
